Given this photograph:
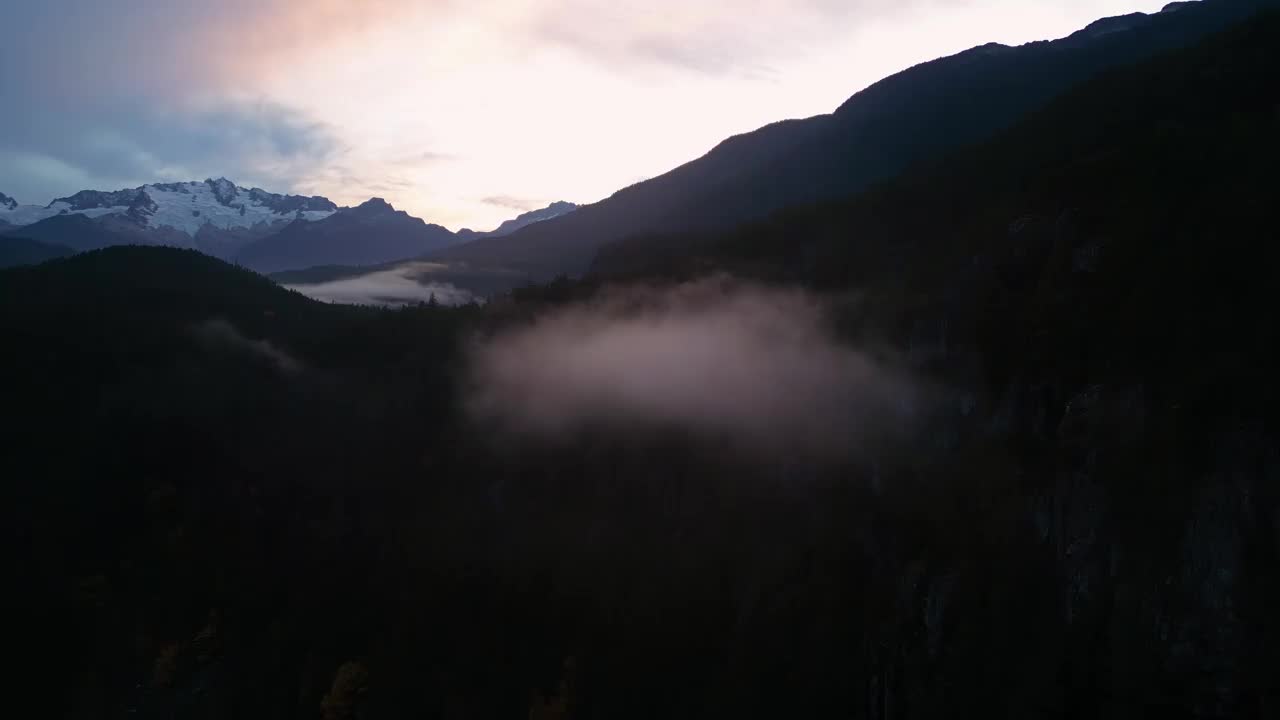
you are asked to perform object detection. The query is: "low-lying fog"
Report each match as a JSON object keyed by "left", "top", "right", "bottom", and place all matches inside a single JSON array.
[
  {"left": 467, "top": 276, "right": 922, "bottom": 461},
  {"left": 284, "top": 262, "right": 477, "bottom": 307}
]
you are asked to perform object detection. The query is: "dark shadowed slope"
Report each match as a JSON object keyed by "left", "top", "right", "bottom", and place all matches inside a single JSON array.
[
  {"left": 432, "top": 0, "right": 1279, "bottom": 279},
  {"left": 577, "top": 19, "right": 1280, "bottom": 713},
  {"left": 596, "top": 9, "right": 1280, "bottom": 412},
  {"left": 0, "top": 246, "right": 319, "bottom": 328},
  {"left": 1, "top": 213, "right": 145, "bottom": 252},
  {"left": 237, "top": 198, "right": 459, "bottom": 273},
  {"left": 0, "top": 235, "right": 75, "bottom": 268},
  {"left": 2, "top": 246, "right": 476, "bottom": 719}
]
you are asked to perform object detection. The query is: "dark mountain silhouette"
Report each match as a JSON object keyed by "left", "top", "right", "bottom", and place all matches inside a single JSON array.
[
  {"left": 432, "top": 0, "right": 1280, "bottom": 279},
  {"left": 539, "top": 16, "right": 1280, "bottom": 713},
  {"left": 595, "top": 8, "right": 1280, "bottom": 332},
  {"left": 0, "top": 245, "right": 317, "bottom": 319},
  {"left": 0, "top": 235, "right": 75, "bottom": 268},
  {"left": 236, "top": 197, "right": 460, "bottom": 273},
  {"left": 0, "top": 213, "right": 144, "bottom": 252},
  {"left": 191, "top": 220, "right": 297, "bottom": 261},
  {"left": 455, "top": 201, "right": 578, "bottom": 241}
]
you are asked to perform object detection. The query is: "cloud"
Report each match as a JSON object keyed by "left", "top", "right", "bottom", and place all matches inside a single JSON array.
[
  {"left": 523, "top": 0, "right": 935, "bottom": 77},
  {"left": 396, "top": 151, "right": 458, "bottom": 166},
  {"left": 0, "top": 1, "right": 345, "bottom": 203},
  {"left": 0, "top": 151, "right": 101, "bottom": 203},
  {"left": 196, "top": 0, "right": 448, "bottom": 83},
  {"left": 0, "top": 1, "right": 432, "bottom": 99},
  {"left": 0, "top": 96, "right": 342, "bottom": 204},
  {"left": 481, "top": 195, "right": 537, "bottom": 212},
  {"left": 466, "top": 277, "right": 920, "bottom": 460},
  {"left": 284, "top": 262, "right": 476, "bottom": 307},
  {"left": 193, "top": 319, "right": 300, "bottom": 373}
]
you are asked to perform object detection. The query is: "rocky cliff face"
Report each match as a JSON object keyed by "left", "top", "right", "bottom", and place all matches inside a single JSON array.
[{"left": 51, "top": 187, "right": 149, "bottom": 212}]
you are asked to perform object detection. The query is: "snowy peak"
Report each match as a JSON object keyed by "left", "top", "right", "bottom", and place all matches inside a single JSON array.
[
  {"left": 246, "top": 187, "right": 337, "bottom": 215},
  {"left": 52, "top": 187, "right": 148, "bottom": 211},
  {"left": 139, "top": 180, "right": 340, "bottom": 235},
  {"left": 0, "top": 178, "right": 464, "bottom": 272},
  {"left": 513, "top": 200, "right": 578, "bottom": 225},
  {"left": 206, "top": 177, "right": 238, "bottom": 206},
  {"left": 50, "top": 187, "right": 160, "bottom": 225},
  {"left": 0, "top": 179, "right": 339, "bottom": 237}
]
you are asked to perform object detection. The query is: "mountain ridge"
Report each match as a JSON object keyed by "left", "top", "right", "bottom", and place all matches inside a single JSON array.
[
  {"left": 430, "top": 0, "right": 1280, "bottom": 280},
  {"left": 234, "top": 197, "right": 461, "bottom": 273},
  {"left": 0, "top": 182, "right": 584, "bottom": 274},
  {"left": 456, "top": 200, "right": 579, "bottom": 241},
  {"left": 0, "top": 177, "right": 339, "bottom": 236}
]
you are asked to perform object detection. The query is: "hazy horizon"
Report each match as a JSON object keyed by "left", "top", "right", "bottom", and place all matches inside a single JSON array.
[{"left": 2, "top": 0, "right": 1169, "bottom": 231}]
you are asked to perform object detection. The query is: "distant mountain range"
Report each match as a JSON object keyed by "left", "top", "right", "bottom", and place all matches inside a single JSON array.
[
  {"left": 429, "top": 0, "right": 1279, "bottom": 279},
  {"left": 456, "top": 201, "right": 579, "bottom": 241},
  {"left": 236, "top": 198, "right": 457, "bottom": 273},
  {"left": 0, "top": 235, "right": 74, "bottom": 269},
  {"left": 0, "top": 178, "right": 577, "bottom": 273},
  {"left": 4, "top": 0, "right": 1273, "bottom": 287},
  {"left": 0, "top": 178, "right": 336, "bottom": 235}
]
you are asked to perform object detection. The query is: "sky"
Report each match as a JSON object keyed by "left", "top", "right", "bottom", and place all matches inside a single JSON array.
[{"left": 1, "top": 0, "right": 1172, "bottom": 231}]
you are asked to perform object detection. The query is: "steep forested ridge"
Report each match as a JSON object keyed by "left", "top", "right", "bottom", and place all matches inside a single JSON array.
[
  {"left": 597, "top": 10, "right": 1280, "bottom": 428},
  {"left": 433, "top": 0, "right": 1279, "bottom": 279},
  {"left": 593, "top": 14, "right": 1280, "bottom": 714}
]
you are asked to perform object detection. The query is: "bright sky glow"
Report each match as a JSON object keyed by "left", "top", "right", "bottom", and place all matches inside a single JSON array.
[{"left": 0, "top": 0, "right": 1172, "bottom": 230}]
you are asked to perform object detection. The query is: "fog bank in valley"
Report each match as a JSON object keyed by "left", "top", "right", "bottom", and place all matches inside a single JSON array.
[
  {"left": 285, "top": 262, "right": 476, "bottom": 307},
  {"left": 466, "top": 277, "right": 919, "bottom": 460}
]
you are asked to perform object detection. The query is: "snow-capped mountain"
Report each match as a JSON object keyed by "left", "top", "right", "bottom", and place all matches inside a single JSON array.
[
  {"left": 2, "top": 178, "right": 479, "bottom": 272},
  {"left": 4, "top": 179, "right": 576, "bottom": 273},
  {"left": 0, "top": 178, "right": 338, "bottom": 236}
]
